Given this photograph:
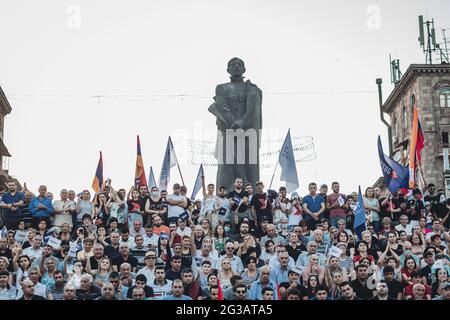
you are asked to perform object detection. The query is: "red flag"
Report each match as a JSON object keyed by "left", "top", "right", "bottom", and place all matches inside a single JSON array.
[
  {"left": 217, "top": 278, "right": 224, "bottom": 301},
  {"left": 409, "top": 106, "right": 424, "bottom": 188},
  {"left": 92, "top": 151, "right": 103, "bottom": 193},
  {"left": 135, "top": 135, "right": 147, "bottom": 187}
]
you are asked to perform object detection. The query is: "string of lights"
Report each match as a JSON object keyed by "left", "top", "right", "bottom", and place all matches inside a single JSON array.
[{"left": 6, "top": 89, "right": 382, "bottom": 104}]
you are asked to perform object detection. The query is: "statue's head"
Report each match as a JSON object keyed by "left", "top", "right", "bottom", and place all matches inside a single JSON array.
[{"left": 227, "top": 57, "right": 246, "bottom": 77}]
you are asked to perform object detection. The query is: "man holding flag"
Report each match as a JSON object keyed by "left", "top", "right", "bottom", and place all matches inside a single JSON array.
[
  {"left": 353, "top": 186, "right": 367, "bottom": 241},
  {"left": 135, "top": 135, "right": 147, "bottom": 188},
  {"left": 270, "top": 129, "right": 299, "bottom": 193},
  {"left": 159, "top": 137, "right": 184, "bottom": 190},
  {"left": 408, "top": 105, "right": 425, "bottom": 189},
  {"left": 92, "top": 151, "right": 104, "bottom": 194},
  {"left": 377, "top": 136, "right": 409, "bottom": 194}
]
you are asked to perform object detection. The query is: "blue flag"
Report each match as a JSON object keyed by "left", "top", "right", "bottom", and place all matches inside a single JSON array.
[
  {"left": 377, "top": 136, "right": 409, "bottom": 193},
  {"left": 191, "top": 164, "right": 204, "bottom": 200},
  {"left": 148, "top": 166, "right": 157, "bottom": 189},
  {"left": 180, "top": 210, "right": 189, "bottom": 222},
  {"left": 278, "top": 129, "right": 299, "bottom": 193},
  {"left": 159, "top": 137, "right": 179, "bottom": 190},
  {"left": 353, "top": 186, "right": 366, "bottom": 240}
]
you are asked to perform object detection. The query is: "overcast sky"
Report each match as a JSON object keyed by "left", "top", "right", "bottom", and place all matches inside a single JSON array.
[{"left": 1, "top": 0, "right": 449, "bottom": 197}]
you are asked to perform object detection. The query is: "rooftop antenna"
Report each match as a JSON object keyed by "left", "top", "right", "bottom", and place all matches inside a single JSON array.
[
  {"left": 418, "top": 15, "right": 449, "bottom": 64},
  {"left": 389, "top": 54, "right": 403, "bottom": 85},
  {"left": 440, "top": 28, "right": 450, "bottom": 63}
]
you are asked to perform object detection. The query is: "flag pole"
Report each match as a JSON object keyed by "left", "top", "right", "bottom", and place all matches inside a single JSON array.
[
  {"left": 269, "top": 161, "right": 279, "bottom": 190},
  {"left": 177, "top": 163, "right": 185, "bottom": 187}
]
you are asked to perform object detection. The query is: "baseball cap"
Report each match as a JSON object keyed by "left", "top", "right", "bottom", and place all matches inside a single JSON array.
[
  {"left": 256, "top": 181, "right": 264, "bottom": 186},
  {"left": 442, "top": 282, "right": 450, "bottom": 290},
  {"left": 289, "top": 267, "right": 302, "bottom": 276},
  {"left": 291, "top": 192, "right": 299, "bottom": 199}
]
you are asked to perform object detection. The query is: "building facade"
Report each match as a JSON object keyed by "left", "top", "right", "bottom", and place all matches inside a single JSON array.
[
  {"left": 382, "top": 63, "right": 450, "bottom": 191},
  {"left": 0, "top": 86, "right": 13, "bottom": 190}
]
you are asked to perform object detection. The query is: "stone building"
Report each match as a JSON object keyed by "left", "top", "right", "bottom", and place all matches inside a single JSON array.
[
  {"left": 381, "top": 63, "right": 450, "bottom": 191},
  {"left": 0, "top": 86, "right": 15, "bottom": 190}
]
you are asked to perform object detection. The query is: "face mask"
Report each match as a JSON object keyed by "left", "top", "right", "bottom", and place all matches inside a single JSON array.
[
  {"left": 224, "top": 227, "right": 231, "bottom": 233},
  {"left": 152, "top": 192, "right": 159, "bottom": 198}
]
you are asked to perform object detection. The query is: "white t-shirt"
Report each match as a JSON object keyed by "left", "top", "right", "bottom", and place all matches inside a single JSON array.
[
  {"left": 288, "top": 203, "right": 303, "bottom": 226},
  {"left": 137, "top": 267, "right": 156, "bottom": 286},
  {"left": 395, "top": 224, "right": 413, "bottom": 236},
  {"left": 176, "top": 227, "right": 192, "bottom": 238},
  {"left": 167, "top": 194, "right": 186, "bottom": 219},
  {"left": 143, "top": 234, "right": 159, "bottom": 248},
  {"left": 53, "top": 200, "right": 76, "bottom": 227}
]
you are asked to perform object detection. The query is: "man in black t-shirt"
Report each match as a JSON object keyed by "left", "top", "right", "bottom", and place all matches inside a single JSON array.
[
  {"left": 383, "top": 266, "right": 404, "bottom": 300},
  {"left": 227, "top": 178, "right": 250, "bottom": 231},
  {"left": 350, "top": 264, "right": 374, "bottom": 300},
  {"left": 419, "top": 252, "right": 435, "bottom": 285},
  {"left": 251, "top": 181, "right": 273, "bottom": 224},
  {"left": 278, "top": 269, "right": 307, "bottom": 300}
]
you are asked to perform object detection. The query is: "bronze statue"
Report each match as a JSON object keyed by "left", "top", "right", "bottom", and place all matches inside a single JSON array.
[{"left": 208, "top": 58, "right": 262, "bottom": 192}]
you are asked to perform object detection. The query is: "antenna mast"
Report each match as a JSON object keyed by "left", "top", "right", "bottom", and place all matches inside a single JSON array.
[
  {"left": 389, "top": 54, "right": 403, "bottom": 85},
  {"left": 418, "top": 15, "right": 449, "bottom": 64}
]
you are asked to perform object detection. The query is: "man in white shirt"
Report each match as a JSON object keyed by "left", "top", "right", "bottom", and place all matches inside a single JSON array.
[
  {"left": 53, "top": 189, "right": 76, "bottom": 228},
  {"left": 16, "top": 267, "right": 48, "bottom": 299},
  {"left": 130, "top": 220, "right": 146, "bottom": 238},
  {"left": 143, "top": 223, "right": 159, "bottom": 249},
  {"left": 23, "top": 235, "right": 43, "bottom": 267},
  {"left": 215, "top": 241, "right": 244, "bottom": 273},
  {"left": 395, "top": 215, "right": 413, "bottom": 236},
  {"left": 166, "top": 184, "right": 187, "bottom": 224}
]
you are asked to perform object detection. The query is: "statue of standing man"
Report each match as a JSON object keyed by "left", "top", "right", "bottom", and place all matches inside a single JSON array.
[{"left": 208, "top": 58, "right": 262, "bottom": 192}]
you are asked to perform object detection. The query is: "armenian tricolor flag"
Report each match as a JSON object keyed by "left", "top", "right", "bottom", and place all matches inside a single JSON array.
[
  {"left": 92, "top": 151, "right": 103, "bottom": 193},
  {"left": 409, "top": 106, "right": 425, "bottom": 188},
  {"left": 135, "top": 135, "right": 147, "bottom": 187}
]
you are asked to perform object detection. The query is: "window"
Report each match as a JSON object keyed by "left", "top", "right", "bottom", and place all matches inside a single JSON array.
[
  {"left": 443, "top": 132, "right": 449, "bottom": 147},
  {"left": 402, "top": 104, "right": 408, "bottom": 130},
  {"left": 392, "top": 116, "right": 397, "bottom": 142},
  {"left": 440, "top": 87, "right": 450, "bottom": 108}
]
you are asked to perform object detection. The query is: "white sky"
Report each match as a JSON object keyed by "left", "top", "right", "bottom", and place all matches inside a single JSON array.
[{"left": 1, "top": 0, "right": 449, "bottom": 197}]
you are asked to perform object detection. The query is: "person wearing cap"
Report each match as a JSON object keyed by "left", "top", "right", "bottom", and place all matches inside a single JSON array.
[
  {"left": 432, "top": 282, "right": 450, "bottom": 300},
  {"left": 166, "top": 183, "right": 188, "bottom": 225},
  {"left": 216, "top": 186, "right": 231, "bottom": 225},
  {"left": 137, "top": 250, "right": 158, "bottom": 285},
  {"left": 278, "top": 268, "right": 305, "bottom": 300},
  {"left": 302, "top": 182, "right": 326, "bottom": 230},
  {"left": 286, "top": 191, "right": 302, "bottom": 232}
]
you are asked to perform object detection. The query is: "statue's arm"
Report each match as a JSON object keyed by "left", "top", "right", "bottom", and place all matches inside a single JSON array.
[
  {"left": 209, "top": 85, "right": 233, "bottom": 128},
  {"left": 241, "top": 81, "right": 262, "bottom": 129}
]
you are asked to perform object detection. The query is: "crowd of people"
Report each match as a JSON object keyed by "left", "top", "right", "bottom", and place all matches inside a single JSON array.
[{"left": 0, "top": 178, "right": 449, "bottom": 301}]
